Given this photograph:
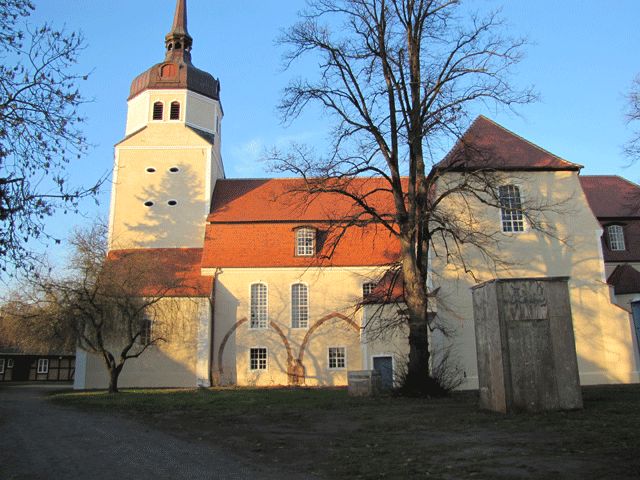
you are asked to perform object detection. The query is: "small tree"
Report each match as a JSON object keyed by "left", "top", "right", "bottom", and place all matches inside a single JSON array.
[
  {"left": 0, "top": 0, "right": 103, "bottom": 273},
  {"left": 272, "top": 0, "right": 563, "bottom": 395},
  {"left": 6, "top": 222, "right": 180, "bottom": 393}
]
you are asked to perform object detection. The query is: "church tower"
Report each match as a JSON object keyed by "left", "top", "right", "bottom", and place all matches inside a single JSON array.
[{"left": 108, "top": 0, "right": 224, "bottom": 249}]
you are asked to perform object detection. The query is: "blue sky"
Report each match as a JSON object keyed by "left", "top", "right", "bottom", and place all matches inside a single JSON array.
[{"left": 25, "top": 0, "right": 640, "bottom": 258}]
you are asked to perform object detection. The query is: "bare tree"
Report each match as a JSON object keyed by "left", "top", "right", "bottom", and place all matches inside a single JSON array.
[
  {"left": 624, "top": 75, "right": 640, "bottom": 164},
  {"left": 0, "top": 0, "right": 103, "bottom": 274},
  {"left": 4, "top": 222, "right": 180, "bottom": 393},
  {"left": 271, "top": 0, "right": 548, "bottom": 395}
]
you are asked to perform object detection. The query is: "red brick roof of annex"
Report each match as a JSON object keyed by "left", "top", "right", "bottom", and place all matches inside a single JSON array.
[
  {"left": 607, "top": 264, "right": 640, "bottom": 295},
  {"left": 106, "top": 248, "right": 212, "bottom": 297}
]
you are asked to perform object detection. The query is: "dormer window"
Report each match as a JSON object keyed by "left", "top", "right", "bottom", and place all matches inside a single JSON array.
[
  {"left": 295, "top": 227, "right": 316, "bottom": 256},
  {"left": 607, "top": 224, "right": 626, "bottom": 251},
  {"left": 152, "top": 102, "right": 164, "bottom": 120},
  {"left": 170, "top": 101, "right": 180, "bottom": 120}
]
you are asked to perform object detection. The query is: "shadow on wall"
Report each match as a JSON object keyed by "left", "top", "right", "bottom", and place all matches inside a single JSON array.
[{"left": 126, "top": 164, "right": 205, "bottom": 247}]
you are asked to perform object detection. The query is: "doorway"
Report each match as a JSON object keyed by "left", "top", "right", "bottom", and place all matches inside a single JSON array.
[{"left": 373, "top": 356, "right": 393, "bottom": 390}]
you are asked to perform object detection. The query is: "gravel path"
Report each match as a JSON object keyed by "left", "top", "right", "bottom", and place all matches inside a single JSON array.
[{"left": 0, "top": 384, "right": 313, "bottom": 480}]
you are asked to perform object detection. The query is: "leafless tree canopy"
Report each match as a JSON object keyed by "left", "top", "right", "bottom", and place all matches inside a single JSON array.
[
  {"left": 2, "top": 222, "right": 180, "bottom": 393},
  {"left": 625, "top": 75, "right": 640, "bottom": 164},
  {"left": 272, "top": 0, "right": 543, "bottom": 395},
  {"left": 0, "top": 0, "right": 104, "bottom": 274}
]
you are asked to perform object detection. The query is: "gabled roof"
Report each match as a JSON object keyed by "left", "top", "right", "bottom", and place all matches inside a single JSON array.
[
  {"left": 439, "top": 116, "right": 582, "bottom": 172},
  {"left": 607, "top": 264, "right": 640, "bottom": 295},
  {"left": 579, "top": 175, "right": 640, "bottom": 218},
  {"left": 106, "top": 248, "right": 212, "bottom": 297}
]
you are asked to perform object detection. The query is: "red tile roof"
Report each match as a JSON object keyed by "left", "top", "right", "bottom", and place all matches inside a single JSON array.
[
  {"left": 208, "top": 177, "right": 397, "bottom": 223},
  {"left": 106, "top": 248, "right": 212, "bottom": 297},
  {"left": 362, "top": 269, "right": 405, "bottom": 304},
  {"left": 440, "top": 116, "right": 582, "bottom": 172},
  {"left": 579, "top": 175, "right": 640, "bottom": 218},
  {"left": 201, "top": 221, "right": 399, "bottom": 268},
  {"left": 607, "top": 264, "right": 640, "bottom": 295}
]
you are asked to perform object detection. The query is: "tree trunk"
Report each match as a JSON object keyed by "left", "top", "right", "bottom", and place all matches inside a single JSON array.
[
  {"left": 400, "top": 240, "right": 446, "bottom": 396},
  {"left": 108, "top": 365, "right": 122, "bottom": 394}
]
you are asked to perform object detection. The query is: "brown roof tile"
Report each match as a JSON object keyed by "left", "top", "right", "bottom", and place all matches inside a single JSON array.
[
  {"left": 607, "top": 264, "right": 640, "bottom": 295},
  {"left": 440, "top": 116, "right": 582, "bottom": 172},
  {"left": 579, "top": 175, "right": 640, "bottom": 218}
]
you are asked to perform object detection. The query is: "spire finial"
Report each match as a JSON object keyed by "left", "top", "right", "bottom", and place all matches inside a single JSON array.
[{"left": 165, "top": 0, "right": 193, "bottom": 62}]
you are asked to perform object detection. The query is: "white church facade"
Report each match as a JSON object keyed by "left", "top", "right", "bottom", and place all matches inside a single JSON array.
[{"left": 74, "top": 0, "right": 640, "bottom": 390}]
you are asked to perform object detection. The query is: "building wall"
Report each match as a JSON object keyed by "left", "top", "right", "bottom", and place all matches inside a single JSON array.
[
  {"left": 110, "top": 125, "right": 221, "bottom": 249},
  {"left": 76, "top": 297, "right": 209, "bottom": 389},
  {"left": 431, "top": 170, "right": 639, "bottom": 388},
  {"left": 213, "top": 267, "right": 387, "bottom": 387}
]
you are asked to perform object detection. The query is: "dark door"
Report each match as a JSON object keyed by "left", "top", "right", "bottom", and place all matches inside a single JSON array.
[
  {"left": 373, "top": 356, "right": 393, "bottom": 390},
  {"left": 12, "top": 356, "right": 32, "bottom": 381}
]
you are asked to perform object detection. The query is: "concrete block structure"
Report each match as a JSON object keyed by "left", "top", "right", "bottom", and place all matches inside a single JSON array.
[{"left": 472, "top": 278, "right": 583, "bottom": 413}]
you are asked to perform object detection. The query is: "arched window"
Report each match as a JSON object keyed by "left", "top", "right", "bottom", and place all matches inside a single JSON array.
[
  {"left": 152, "top": 102, "right": 164, "bottom": 120},
  {"left": 498, "top": 185, "right": 524, "bottom": 232},
  {"left": 170, "top": 101, "right": 180, "bottom": 120},
  {"left": 250, "top": 283, "right": 268, "bottom": 329},
  {"left": 295, "top": 227, "right": 316, "bottom": 256},
  {"left": 607, "top": 225, "right": 625, "bottom": 251},
  {"left": 291, "top": 283, "right": 309, "bottom": 328}
]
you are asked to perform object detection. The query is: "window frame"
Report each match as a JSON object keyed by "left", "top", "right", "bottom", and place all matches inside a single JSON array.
[
  {"left": 0, "top": 358, "right": 4, "bottom": 374},
  {"left": 498, "top": 184, "right": 525, "bottom": 233},
  {"left": 249, "top": 282, "right": 269, "bottom": 329},
  {"left": 152, "top": 101, "right": 164, "bottom": 121},
  {"left": 37, "top": 358, "right": 49, "bottom": 374},
  {"left": 249, "top": 347, "right": 268, "bottom": 371},
  {"left": 362, "top": 281, "right": 377, "bottom": 299},
  {"left": 294, "top": 227, "right": 316, "bottom": 257},
  {"left": 291, "top": 282, "right": 310, "bottom": 329},
  {"left": 328, "top": 346, "right": 347, "bottom": 370},
  {"left": 7, "top": 358, "right": 13, "bottom": 369},
  {"left": 140, "top": 316, "right": 153, "bottom": 346},
  {"left": 169, "top": 101, "right": 181, "bottom": 121},
  {"left": 606, "top": 224, "right": 626, "bottom": 251}
]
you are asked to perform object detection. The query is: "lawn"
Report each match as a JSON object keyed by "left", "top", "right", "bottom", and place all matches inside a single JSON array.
[{"left": 51, "top": 385, "right": 640, "bottom": 479}]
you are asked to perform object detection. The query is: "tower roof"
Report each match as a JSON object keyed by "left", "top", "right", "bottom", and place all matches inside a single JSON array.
[{"left": 129, "top": 0, "right": 220, "bottom": 101}]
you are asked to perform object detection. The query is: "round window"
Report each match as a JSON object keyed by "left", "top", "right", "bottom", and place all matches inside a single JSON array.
[
  {"left": 144, "top": 201, "right": 154, "bottom": 207},
  {"left": 167, "top": 200, "right": 177, "bottom": 206},
  {"left": 146, "top": 167, "right": 156, "bottom": 173},
  {"left": 169, "top": 167, "right": 179, "bottom": 173}
]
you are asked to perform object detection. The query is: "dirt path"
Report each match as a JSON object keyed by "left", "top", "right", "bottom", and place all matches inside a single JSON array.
[{"left": 0, "top": 384, "right": 314, "bottom": 480}]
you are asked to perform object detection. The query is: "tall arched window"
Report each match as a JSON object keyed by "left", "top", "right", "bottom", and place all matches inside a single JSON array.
[
  {"left": 250, "top": 283, "right": 268, "bottom": 329},
  {"left": 152, "top": 102, "right": 164, "bottom": 120},
  {"left": 170, "top": 101, "right": 180, "bottom": 120},
  {"left": 291, "top": 283, "right": 309, "bottom": 328},
  {"left": 295, "top": 227, "right": 316, "bottom": 256},
  {"left": 498, "top": 185, "right": 524, "bottom": 232}
]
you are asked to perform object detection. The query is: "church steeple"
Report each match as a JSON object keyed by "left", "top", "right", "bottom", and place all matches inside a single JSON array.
[{"left": 165, "top": 0, "right": 193, "bottom": 63}]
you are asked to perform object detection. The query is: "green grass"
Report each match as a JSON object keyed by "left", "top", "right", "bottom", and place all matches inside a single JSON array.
[{"left": 51, "top": 385, "right": 640, "bottom": 479}]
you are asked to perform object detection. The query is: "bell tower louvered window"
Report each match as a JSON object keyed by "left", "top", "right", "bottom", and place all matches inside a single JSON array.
[
  {"left": 170, "top": 101, "right": 180, "bottom": 120},
  {"left": 152, "top": 102, "right": 164, "bottom": 120}
]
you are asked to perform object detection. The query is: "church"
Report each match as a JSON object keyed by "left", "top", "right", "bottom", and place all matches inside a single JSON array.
[{"left": 73, "top": 0, "right": 640, "bottom": 390}]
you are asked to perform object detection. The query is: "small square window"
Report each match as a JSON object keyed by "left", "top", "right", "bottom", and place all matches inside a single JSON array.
[
  {"left": 250, "top": 348, "right": 267, "bottom": 370},
  {"left": 328, "top": 347, "right": 346, "bottom": 369},
  {"left": 363, "top": 282, "right": 377, "bottom": 298},
  {"left": 37, "top": 358, "right": 49, "bottom": 374}
]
